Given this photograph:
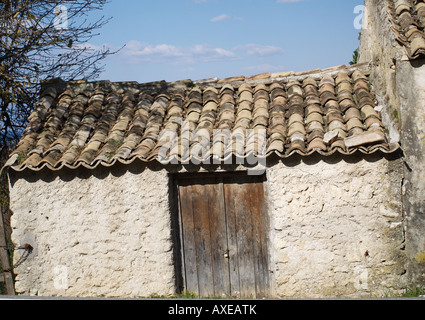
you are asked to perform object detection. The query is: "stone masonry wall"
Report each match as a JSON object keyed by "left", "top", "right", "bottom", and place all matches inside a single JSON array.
[
  {"left": 266, "top": 155, "right": 406, "bottom": 298},
  {"left": 9, "top": 163, "right": 175, "bottom": 298},
  {"left": 8, "top": 155, "right": 406, "bottom": 298},
  {"left": 359, "top": 0, "right": 425, "bottom": 285}
]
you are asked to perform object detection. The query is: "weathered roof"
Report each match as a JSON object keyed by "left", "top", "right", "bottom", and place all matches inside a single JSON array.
[
  {"left": 387, "top": 0, "right": 425, "bottom": 59},
  {"left": 3, "top": 63, "right": 400, "bottom": 173}
]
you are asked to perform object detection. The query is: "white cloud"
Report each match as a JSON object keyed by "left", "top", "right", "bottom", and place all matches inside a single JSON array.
[
  {"left": 124, "top": 41, "right": 183, "bottom": 58},
  {"left": 210, "top": 14, "right": 231, "bottom": 22},
  {"left": 119, "top": 41, "right": 285, "bottom": 70},
  {"left": 121, "top": 41, "right": 237, "bottom": 65},
  {"left": 191, "top": 44, "right": 236, "bottom": 62},
  {"left": 233, "top": 44, "right": 285, "bottom": 57},
  {"left": 210, "top": 14, "right": 244, "bottom": 23}
]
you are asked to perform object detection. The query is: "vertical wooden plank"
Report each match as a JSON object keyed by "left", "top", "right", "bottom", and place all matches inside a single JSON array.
[
  {"left": 191, "top": 178, "right": 215, "bottom": 297},
  {"left": 223, "top": 181, "right": 241, "bottom": 297},
  {"left": 248, "top": 177, "right": 270, "bottom": 298},
  {"left": 206, "top": 178, "right": 230, "bottom": 297},
  {"left": 0, "top": 207, "right": 15, "bottom": 295},
  {"left": 226, "top": 177, "right": 256, "bottom": 298},
  {"left": 178, "top": 181, "right": 199, "bottom": 296}
]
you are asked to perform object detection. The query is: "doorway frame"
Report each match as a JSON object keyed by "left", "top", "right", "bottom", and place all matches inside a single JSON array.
[{"left": 170, "top": 171, "right": 270, "bottom": 298}]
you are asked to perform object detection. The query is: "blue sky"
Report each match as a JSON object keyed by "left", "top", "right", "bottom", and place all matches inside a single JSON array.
[{"left": 89, "top": 0, "right": 365, "bottom": 83}]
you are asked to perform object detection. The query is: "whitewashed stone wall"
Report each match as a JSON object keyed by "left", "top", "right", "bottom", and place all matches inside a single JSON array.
[
  {"left": 266, "top": 156, "right": 406, "bottom": 298},
  {"left": 359, "top": 0, "right": 425, "bottom": 285},
  {"left": 8, "top": 155, "right": 406, "bottom": 298},
  {"left": 9, "top": 164, "right": 175, "bottom": 298}
]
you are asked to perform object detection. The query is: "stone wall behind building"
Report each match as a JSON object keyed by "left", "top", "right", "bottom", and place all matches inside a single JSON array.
[{"left": 359, "top": 0, "right": 425, "bottom": 285}]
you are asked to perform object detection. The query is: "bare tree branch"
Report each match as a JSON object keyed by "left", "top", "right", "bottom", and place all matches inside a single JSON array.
[{"left": 0, "top": 0, "right": 118, "bottom": 146}]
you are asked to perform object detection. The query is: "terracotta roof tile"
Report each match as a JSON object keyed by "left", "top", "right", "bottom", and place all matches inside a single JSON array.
[
  {"left": 3, "top": 65, "right": 400, "bottom": 172},
  {"left": 387, "top": 0, "right": 425, "bottom": 59}
]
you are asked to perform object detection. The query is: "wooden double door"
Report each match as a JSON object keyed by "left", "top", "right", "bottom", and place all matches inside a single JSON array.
[{"left": 176, "top": 173, "right": 269, "bottom": 298}]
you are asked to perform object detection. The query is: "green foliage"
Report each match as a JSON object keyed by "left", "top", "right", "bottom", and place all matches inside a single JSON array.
[
  {"left": 393, "top": 109, "right": 399, "bottom": 119},
  {"left": 176, "top": 290, "right": 199, "bottom": 299},
  {"left": 0, "top": 283, "right": 5, "bottom": 295},
  {"left": 349, "top": 32, "right": 361, "bottom": 65},
  {"left": 148, "top": 290, "right": 199, "bottom": 299},
  {"left": 16, "top": 150, "right": 28, "bottom": 165},
  {"left": 349, "top": 48, "right": 359, "bottom": 65},
  {"left": 104, "top": 139, "right": 124, "bottom": 160},
  {"left": 146, "top": 290, "right": 243, "bottom": 299},
  {"left": 377, "top": 286, "right": 425, "bottom": 298},
  {"left": 399, "top": 286, "right": 425, "bottom": 298}
]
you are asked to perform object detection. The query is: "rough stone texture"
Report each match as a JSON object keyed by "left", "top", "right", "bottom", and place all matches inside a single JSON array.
[
  {"left": 358, "top": 0, "right": 403, "bottom": 142},
  {"left": 266, "top": 155, "right": 407, "bottom": 298},
  {"left": 396, "top": 58, "right": 425, "bottom": 281},
  {"left": 359, "top": 0, "right": 425, "bottom": 285},
  {"left": 9, "top": 163, "right": 176, "bottom": 298}
]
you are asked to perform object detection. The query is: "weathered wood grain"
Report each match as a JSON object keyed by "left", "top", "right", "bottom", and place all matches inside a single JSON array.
[{"left": 177, "top": 173, "right": 269, "bottom": 298}]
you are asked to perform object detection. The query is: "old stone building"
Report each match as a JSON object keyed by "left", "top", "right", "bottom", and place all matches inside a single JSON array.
[{"left": 2, "top": 0, "right": 424, "bottom": 298}]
